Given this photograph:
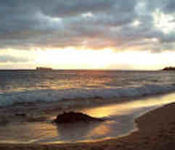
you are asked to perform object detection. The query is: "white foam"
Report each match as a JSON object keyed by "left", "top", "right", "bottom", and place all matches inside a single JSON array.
[{"left": 0, "top": 84, "right": 175, "bottom": 107}]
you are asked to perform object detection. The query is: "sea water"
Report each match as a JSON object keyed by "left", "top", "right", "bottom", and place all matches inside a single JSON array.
[
  {"left": 0, "top": 70, "right": 175, "bottom": 143},
  {"left": 0, "top": 70, "right": 175, "bottom": 106}
]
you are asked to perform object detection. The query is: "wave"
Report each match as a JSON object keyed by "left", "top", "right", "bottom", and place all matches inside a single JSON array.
[{"left": 0, "top": 84, "right": 175, "bottom": 107}]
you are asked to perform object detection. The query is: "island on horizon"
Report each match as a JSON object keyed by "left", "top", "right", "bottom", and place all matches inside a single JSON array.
[
  {"left": 162, "top": 67, "right": 175, "bottom": 71},
  {"left": 36, "top": 67, "right": 53, "bottom": 71}
]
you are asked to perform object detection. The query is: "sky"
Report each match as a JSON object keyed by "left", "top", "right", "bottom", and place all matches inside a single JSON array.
[{"left": 0, "top": 0, "right": 175, "bottom": 70}]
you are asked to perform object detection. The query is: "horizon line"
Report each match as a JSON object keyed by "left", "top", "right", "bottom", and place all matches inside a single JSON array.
[{"left": 0, "top": 68, "right": 164, "bottom": 71}]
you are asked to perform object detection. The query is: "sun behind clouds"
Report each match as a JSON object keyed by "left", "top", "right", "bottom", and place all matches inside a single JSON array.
[{"left": 34, "top": 48, "right": 175, "bottom": 70}]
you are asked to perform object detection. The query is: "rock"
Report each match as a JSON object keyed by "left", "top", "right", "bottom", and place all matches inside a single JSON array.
[
  {"left": 53, "top": 111, "right": 104, "bottom": 124},
  {"left": 15, "top": 113, "right": 26, "bottom": 117}
]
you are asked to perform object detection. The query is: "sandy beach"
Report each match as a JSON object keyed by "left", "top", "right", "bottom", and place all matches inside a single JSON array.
[
  {"left": 0, "top": 102, "right": 174, "bottom": 150},
  {"left": 1, "top": 0, "right": 175, "bottom": 148}
]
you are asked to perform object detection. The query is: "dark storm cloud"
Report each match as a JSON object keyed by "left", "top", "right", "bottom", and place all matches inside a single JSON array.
[
  {"left": 0, "top": 0, "right": 175, "bottom": 51},
  {"left": 147, "top": 0, "right": 175, "bottom": 13}
]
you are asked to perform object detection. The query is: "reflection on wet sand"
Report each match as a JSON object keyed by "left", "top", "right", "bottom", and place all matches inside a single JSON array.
[
  {"left": 36, "top": 121, "right": 105, "bottom": 143},
  {"left": 0, "top": 122, "right": 58, "bottom": 143},
  {"left": 55, "top": 122, "right": 102, "bottom": 141},
  {"left": 0, "top": 93, "right": 174, "bottom": 144},
  {"left": 87, "top": 121, "right": 112, "bottom": 137},
  {"left": 45, "top": 93, "right": 175, "bottom": 143},
  {"left": 82, "top": 93, "right": 175, "bottom": 118}
]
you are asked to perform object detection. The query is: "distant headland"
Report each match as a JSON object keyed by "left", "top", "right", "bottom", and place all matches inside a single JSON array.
[
  {"left": 162, "top": 67, "right": 175, "bottom": 71},
  {"left": 36, "top": 67, "right": 53, "bottom": 71}
]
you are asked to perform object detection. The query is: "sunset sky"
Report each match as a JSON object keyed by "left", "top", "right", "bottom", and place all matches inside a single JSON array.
[{"left": 0, "top": 0, "right": 175, "bottom": 70}]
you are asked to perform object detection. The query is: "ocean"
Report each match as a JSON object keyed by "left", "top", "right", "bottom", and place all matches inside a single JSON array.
[
  {"left": 0, "top": 70, "right": 175, "bottom": 107},
  {"left": 0, "top": 70, "right": 175, "bottom": 143}
]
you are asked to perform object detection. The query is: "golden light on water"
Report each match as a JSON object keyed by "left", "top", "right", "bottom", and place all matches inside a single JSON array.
[
  {"left": 83, "top": 93, "right": 175, "bottom": 118},
  {"left": 87, "top": 122, "right": 112, "bottom": 137}
]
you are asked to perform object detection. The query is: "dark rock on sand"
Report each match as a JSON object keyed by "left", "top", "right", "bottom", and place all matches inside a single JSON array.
[
  {"left": 15, "top": 113, "right": 26, "bottom": 117},
  {"left": 53, "top": 112, "right": 105, "bottom": 124}
]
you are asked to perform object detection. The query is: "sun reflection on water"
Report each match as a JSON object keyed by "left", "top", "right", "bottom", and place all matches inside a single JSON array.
[{"left": 82, "top": 93, "right": 175, "bottom": 118}]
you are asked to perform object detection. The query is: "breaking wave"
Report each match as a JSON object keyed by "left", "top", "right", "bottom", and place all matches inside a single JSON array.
[{"left": 0, "top": 84, "right": 175, "bottom": 107}]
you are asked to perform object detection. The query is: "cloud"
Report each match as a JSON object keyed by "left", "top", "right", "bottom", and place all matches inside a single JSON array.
[
  {"left": 0, "top": 55, "right": 31, "bottom": 63},
  {"left": 0, "top": 0, "right": 175, "bottom": 52}
]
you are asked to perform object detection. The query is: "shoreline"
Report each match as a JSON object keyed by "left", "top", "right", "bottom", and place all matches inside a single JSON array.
[
  {"left": 0, "top": 92, "right": 174, "bottom": 130},
  {"left": 0, "top": 102, "right": 174, "bottom": 149}
]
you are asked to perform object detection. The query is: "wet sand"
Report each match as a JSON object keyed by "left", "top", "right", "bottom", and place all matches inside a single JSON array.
[
  {"left": 0, "top": 93, "right": 175, "bottom": 143},
  {"left": 0, "top": 102, "right": 174, "bottom": 150}
]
